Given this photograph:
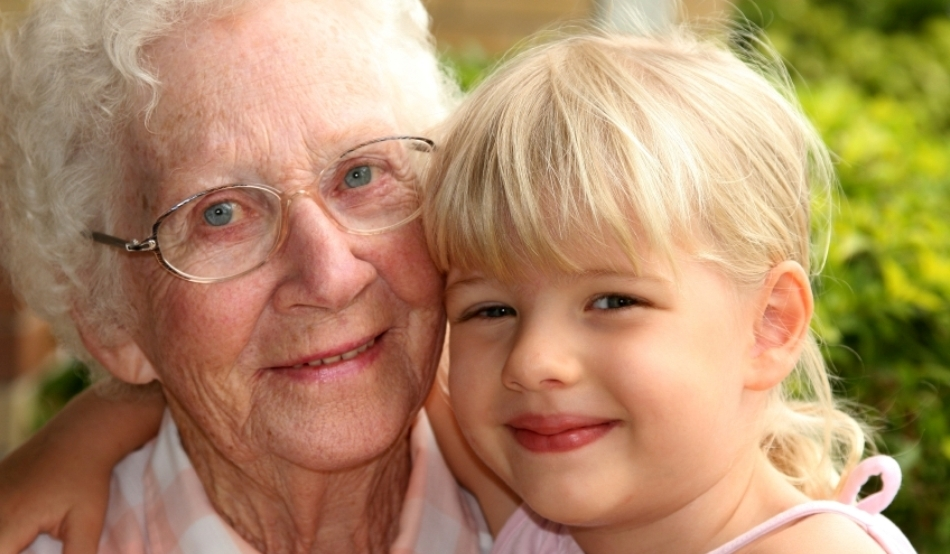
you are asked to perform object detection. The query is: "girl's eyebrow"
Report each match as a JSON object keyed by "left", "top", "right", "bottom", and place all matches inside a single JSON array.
[
  {"left": 444, "top": 270, "right": 673, "bottom": 293},
  {"left": 564, "top": 269, "right": 671, "bottom": 286},
  {"left": 444, "top": 274, "right": 489, "bottom": 293}
]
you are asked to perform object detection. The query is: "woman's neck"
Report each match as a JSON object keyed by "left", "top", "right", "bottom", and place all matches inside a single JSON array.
[
  {"left": 178, "top": 415, "right": 414, "bottom": 554},
  {"left": 569, "top": 452, "right": 808, "bottom": 554}
]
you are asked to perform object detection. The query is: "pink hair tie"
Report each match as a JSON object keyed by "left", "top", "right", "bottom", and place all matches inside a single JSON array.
[{"left": 835, "top": 455, "right": 902, "bottom": 515}]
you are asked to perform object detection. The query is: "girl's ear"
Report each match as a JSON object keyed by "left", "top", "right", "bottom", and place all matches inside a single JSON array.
[
  {"left": 745, "top": 260, "right": 813, "bottom": 391},
  {"left": 73, "top": 311, "right": 159, "bottom": 385}
]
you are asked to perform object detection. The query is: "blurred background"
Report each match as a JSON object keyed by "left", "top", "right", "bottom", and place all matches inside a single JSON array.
[{"left": 0, "top": 0, "right": 948, "bottom": 551}]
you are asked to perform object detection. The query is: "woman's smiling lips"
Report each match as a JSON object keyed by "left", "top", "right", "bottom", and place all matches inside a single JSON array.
[
  {"left": 506, "top": 414, "right": 619, "bottom": 453},
  {"left": 267, "top": 335, "right": 381, "bottom": 381},
  {"left": 287, "top": 337, "right": 377, "bottom": 369}
]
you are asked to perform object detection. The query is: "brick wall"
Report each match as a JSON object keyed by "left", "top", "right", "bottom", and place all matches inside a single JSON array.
[
  {"left": 0, "top": 0, "right": 27, "bottom": 13},
  {"left": 425, "top": 0, "right": 732, "bottom": 55},
  {"left": 425, "top": 0, "right": 596, "bottom": 54}
]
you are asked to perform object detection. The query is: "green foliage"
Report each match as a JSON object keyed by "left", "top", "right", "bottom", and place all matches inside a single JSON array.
[
  {"left": 440, "top": 48, "right": 495, "bottom": 92},
  {"left": 809, "top": 0, "right": 949, "bottom": 32},
  {"left": 32, "top": 359, "right": 90, "bottom": 431},
  {"left": 740, "top": 0, "right": 950, "bottom": 550}
]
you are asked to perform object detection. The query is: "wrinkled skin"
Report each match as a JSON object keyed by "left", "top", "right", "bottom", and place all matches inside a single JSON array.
[{"left": 71, "top": 1, "right": 446, "bottom": 551}]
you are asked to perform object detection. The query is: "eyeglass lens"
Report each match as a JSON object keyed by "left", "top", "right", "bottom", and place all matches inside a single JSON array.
[{"left": 154, "top": 137, "right": 428, "bottom": 281}]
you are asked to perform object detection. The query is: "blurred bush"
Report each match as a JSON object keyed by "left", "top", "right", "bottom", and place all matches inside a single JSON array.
[
  {"left": 32, "top": 359, "right": 89, "bottom": 431},
  {"left": 441, "top": 48, "right": 495, "bottom": 92},
  {"left": 739, "top": 0, "right": 950, "bottom": 551}
]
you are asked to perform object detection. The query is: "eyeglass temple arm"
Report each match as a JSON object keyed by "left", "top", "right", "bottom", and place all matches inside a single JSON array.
[{"left": 88, "top": 231, "right": 158, "bottom": 253}]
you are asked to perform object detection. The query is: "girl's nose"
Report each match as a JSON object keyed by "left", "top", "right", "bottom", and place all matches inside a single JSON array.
[{"left": 501, "top": 320, "right": 583, "bottom": 391}]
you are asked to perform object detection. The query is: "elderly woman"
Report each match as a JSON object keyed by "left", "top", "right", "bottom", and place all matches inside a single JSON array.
[{"left": 0, "top": 0, "right": 494, "bottom": 551}]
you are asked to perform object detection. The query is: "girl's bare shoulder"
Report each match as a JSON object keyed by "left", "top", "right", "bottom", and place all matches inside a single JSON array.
[{"left": 746, "top": 512, "right": 886, "bottom": 554}]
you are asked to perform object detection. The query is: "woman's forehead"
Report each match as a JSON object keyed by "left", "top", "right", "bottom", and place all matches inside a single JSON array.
[
  {"left": 141, "top": 2, "right": 392, "bottom": 140},
  {"left": 128, "top": 0, "right": 398, "bottom": 206}
]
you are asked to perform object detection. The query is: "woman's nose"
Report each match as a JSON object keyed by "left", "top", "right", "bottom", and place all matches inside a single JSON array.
[
  {"left": 501, "top": 319, "right": 583, "bottom": 391},
  {"left": 272, "top": 197, "right": 376, "bottom": 312}
]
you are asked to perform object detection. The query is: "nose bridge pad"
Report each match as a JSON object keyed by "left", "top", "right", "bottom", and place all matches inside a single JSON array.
[
  {"left": 285, "top": 186, "right": 321, "bottom": 213},
  {"left": 281, "top": 186, "right": 343, "bottom": 236},
  {"left": 270, "top": 187, "right": 318, "bottom": 256}
]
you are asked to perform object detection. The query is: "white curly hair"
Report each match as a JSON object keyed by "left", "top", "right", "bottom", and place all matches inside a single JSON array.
[{"left": 0, "top": 0, "right": 459, "bottom": 373}]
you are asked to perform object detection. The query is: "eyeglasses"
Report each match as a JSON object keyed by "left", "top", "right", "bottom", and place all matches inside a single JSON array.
[{"left": 90, "top": 136, "right": 434, "bottom": 283}]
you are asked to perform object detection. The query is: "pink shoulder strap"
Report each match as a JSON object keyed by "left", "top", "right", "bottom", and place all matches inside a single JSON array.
[{"left": 707, "top": 456, "right": 912, "bottom": 554}]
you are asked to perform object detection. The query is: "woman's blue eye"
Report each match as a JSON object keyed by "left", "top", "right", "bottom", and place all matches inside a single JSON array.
[
  {"left": 591, "top": 295, "right": 639, "bottom": 310},
  {"left": 203, "top": 202, "right": 234, "bottom": 226},
  {"left": 344, "top": 165, "right": 373, "bottom": 188}
]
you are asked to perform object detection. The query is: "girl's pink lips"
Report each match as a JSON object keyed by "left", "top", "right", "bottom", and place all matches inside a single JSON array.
[{"left": 506, "top": 414, "right": 619, "bottom": 453}]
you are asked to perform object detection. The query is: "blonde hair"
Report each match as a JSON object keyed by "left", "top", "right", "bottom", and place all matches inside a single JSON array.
[{"left": 425, "top": 28, "right": 868, "bottom": 499}]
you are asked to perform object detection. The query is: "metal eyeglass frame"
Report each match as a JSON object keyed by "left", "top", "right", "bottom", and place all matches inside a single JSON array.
[{"left": 88, "top": 135, "right": 434, "bottom": 284}]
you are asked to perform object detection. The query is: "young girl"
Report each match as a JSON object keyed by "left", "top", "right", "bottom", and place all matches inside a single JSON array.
[
  {"left": 0, "top": 27, "right": 916, "bottom": 554},
  {"left": 422, "top": 29, "right": 916, "bottom": 553}
]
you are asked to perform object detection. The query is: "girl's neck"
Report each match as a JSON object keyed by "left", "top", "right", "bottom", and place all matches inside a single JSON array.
[{"left": 569, "top": 452, "right": 809, "bottom": 554}]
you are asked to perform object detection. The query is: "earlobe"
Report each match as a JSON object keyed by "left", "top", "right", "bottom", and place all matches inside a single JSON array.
[
  {"left": 73, "top": 311, "right": 159, "bottom": 385},
  {"left": 745, "top": 261, "right": 813, "bottom": 391}
]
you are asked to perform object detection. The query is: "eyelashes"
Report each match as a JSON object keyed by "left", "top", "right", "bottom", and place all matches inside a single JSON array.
[
  {"left": 452, "top": 293, "right": 649, "bottom": 325},
  {"left": 455, "top": 304, "right": 517, "bottom": 323},
  {"left": 588, "top": 294, "right": 647, "bottom": 311}
]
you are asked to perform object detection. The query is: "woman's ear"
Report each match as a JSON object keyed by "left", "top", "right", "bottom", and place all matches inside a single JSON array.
[
  {"left": 745, "top": 260, "right": 813, "bottom": 391},
  {"left": 73, "top": 311, "right": 159, "bottom": 385}
]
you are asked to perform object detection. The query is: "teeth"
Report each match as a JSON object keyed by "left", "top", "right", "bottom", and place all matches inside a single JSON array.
[{"left": 303, "top": 337, "right": 375, "bottom": 367}]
